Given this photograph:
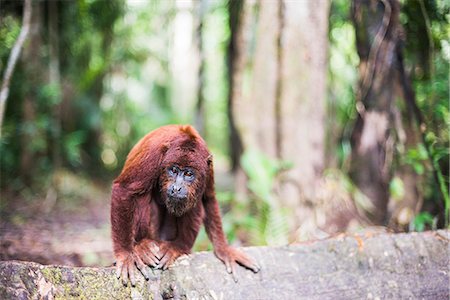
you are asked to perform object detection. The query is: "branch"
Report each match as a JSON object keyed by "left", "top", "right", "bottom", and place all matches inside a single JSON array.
[
  {"left": 0, "top": 0, "right": 32, "bottom": 135},
  {"left": 0, "top": 230, "right": 448, "bottom": 299}
]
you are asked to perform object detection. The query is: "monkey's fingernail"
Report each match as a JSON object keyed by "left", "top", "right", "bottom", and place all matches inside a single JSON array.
[{"left": 143, "top": 269, "right": 150, "bottom": 280}]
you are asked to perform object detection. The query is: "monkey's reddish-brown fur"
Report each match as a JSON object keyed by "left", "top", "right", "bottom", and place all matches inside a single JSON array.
[{"left": 111, "top": 125, "right": 259, "bottom": 285}]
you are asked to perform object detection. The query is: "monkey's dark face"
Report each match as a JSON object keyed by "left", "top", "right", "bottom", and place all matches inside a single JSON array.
[
  {"left": 166, "top": 165, "right": 194, "bottom": 199},
  {"left": 160, "top": 164, "right": 203, "bottom": 216},
  {"left": 159, "top": 137, "right": 209, "bottom": 217}
]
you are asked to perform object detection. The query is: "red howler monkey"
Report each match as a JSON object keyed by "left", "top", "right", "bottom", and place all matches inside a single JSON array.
[{"left": 111, "top": 124, "right": 260, "bottom": 285}]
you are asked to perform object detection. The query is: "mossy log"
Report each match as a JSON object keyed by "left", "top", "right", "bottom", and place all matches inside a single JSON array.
[{"left": 1, "top": 230, "right": 448, "bottom": 299}]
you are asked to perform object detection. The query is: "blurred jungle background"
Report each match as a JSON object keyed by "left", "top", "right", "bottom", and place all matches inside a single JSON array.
[{"left": 0, "top": 0, "right": 448, "bottom": 267}]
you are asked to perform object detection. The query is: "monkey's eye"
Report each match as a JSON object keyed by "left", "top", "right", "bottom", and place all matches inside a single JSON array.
[
  {"left": 184, "top": 170, "right": 194, "bottom": 179},
  {"left": 169, "top": 166, "right": 178, "bottom": 175}
]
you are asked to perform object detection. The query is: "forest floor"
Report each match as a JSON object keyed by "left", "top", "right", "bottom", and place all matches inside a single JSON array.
[{"left": 0, "top": 172, "right": 114, "bottom": 267}]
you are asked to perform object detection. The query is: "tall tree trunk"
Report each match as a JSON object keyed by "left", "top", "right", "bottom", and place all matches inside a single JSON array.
[
  {"left": 229, "top": 0, "right": 330, "bottom": 239},
  {"left": 277, "top": 1, "right": 329, "bottom": 236},
  {"left": 48, "top": 0, "right": 62, "bottom": 170},
  {"left": 194, "top": 0, "right": 206, "bottom": 137},
  {"left": 19, "top": 1, "right": 44, "bottom": 185},
  {"left": 228, "top": 0, "right": 281, "bottom": 203},
  {"left": 231, "top": 0, "right": 280, "bottom": 157},
  {"left": 171, "top": 0, "right": 200, "bottom": 124},
  {"left": 350, "top": 0, "right": 401, "bottom": 224},
  {"left": 227, "top": 0, "right": 244, "bottom": 173}
]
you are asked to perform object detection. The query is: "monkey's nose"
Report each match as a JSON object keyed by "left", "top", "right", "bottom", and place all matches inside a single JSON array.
[{"left": 169, "top": 185, "right": 182, "bottom": 196}]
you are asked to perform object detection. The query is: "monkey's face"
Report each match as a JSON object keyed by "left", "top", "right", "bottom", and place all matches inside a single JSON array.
[
  {"left": 159, "top": 136, "right": 210, "bottom": 216},
  {"left": 160, "top": 164, "right": 204, "bottom": 216}
]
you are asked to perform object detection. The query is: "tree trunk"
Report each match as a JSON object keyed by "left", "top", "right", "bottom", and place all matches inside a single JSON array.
[
  {"left": 48, "top": 0, "right": 62, "bottom": 171},
  {"left": 194, "top": 0, "right": 206, "bottom": 138},
  {"left": 350, "top": 0, "right": 401, "bottom": 224},
  {"left": 0, "top": 230, "right": 448, "bottom": 299},
  {"left": 229, "top": 0, "right": 330, "bottom": 239},
  {"left": 19, "top": 0, "right": 44, "bottom": 185},
  {"left": 277, "top": 1, "right": 329, "bottom": 236},
  {"left": 231, "top": 0, "right": 279, "bottom": 158},
  {"left": 226, "top": 0, "right": 244, "bottom": 173},
  {"left": 171, "top": 0, "right": 200, "bottom": 124}
]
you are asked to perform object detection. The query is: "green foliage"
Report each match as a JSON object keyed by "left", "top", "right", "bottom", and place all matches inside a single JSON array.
[
  {"left": 0, "top": 15, "right": 20, "bottom": 61},
  {"left": 63, "top": 131, "right": 86, "bottom": 167},
  {"left": 0, "top": 0, "right": 125, "bottom": 192},
  {"left": 328, "top": 0, "right": 359, "bottom": 168},
  {"left": 403, "top": 144, "right": 429, "bottom": 175},
  {"left": 389, "top": 176, "right": 405, "bottom": 202},
  {"left": 411, "top": 212, "right": 436, "bottom": 232},
  {"left": 240, "top": 149, "right": 291, "bottom": 246}
]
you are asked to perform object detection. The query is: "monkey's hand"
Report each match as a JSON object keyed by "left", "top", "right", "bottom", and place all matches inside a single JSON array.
[
  {"left": 214, "top": 246, "right": 260, "bottom": 282},
  {"left": 155, "top": 241, "right": 189, "bottom": 270},
  {"left": 134, "top": 239, "right": 161, "bottom": 268},
  {"left": 115, "top": 250, "right": 153, "bottom": 286}
]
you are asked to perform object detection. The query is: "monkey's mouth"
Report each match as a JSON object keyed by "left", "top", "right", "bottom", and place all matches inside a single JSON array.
[
  {"left": 165, "top": 196, "right": 190, "bottom": 216},
  {"left": 169, "top": 194, "right": 186, "bottom": 200}
]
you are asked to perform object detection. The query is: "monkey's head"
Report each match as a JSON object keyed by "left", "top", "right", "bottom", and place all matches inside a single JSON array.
[{"left": 159, "top": 130, "right": 211, "bottom": 217}]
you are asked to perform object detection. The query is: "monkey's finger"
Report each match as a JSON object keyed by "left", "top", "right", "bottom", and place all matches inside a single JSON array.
[
  {"left": 230, "top": 262, "right": 238, "bottom": 283},
  {"left": 157, "top": 252, "right": 171, "bottom": 269},
  {"left": 235, "top": 253, "right": 261, "bottom": 273},
  {"left": 140, "top": 251, "right": 158, "bottom": 267},
  {"left": 116, "top": 260, "right": 124, "bottom": 279},
  {"left": 224, "top": 258, "right": 233, "bottom": 274},
  {"left": 148, "top": 253, "right": 160, "bottom": 267},
  {"left": 139, "top": 266, "right": 151, "bottom": 281},
  {"left": 134, "top": 256, "right": 150, "bottom": 280},
  {"left": 121, "top": 264, "right": 129, "bottom": 286},
  {"left": 162, "top": 256, "right": 177, "bottom": 270},
  {"left": 129, "top": 264, "right": 137, "bottom": 287},
  {"left": 147, "top": 248, "right": 161, "bottom": 263},
  {"left": 156, "top": 248, "right": 168, "bottom": 261}
]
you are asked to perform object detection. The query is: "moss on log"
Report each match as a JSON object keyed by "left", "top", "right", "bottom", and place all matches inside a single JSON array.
[{"left": 1, "top": 230, "right": 448, "bottom": 299}]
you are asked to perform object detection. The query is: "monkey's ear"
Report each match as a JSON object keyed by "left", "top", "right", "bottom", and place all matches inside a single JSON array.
[{"left": 161, "top": 142, "right": 170, "bottom": 154}]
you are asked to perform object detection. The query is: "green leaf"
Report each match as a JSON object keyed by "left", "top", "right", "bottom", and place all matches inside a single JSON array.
[
  {"left": 412, "top": 212, "right": 434, "bottom": 232},
  {"left": 389, "top": 177, "right": 404, "bottom": 201}
]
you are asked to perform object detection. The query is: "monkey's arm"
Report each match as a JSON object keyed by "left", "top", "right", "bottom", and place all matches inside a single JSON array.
[
  {"left": 202, "top": 166, "right": 260, "bottom": 281},
  {"left": 111, "top": 184, "right": 154, "bottom": 286}
]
